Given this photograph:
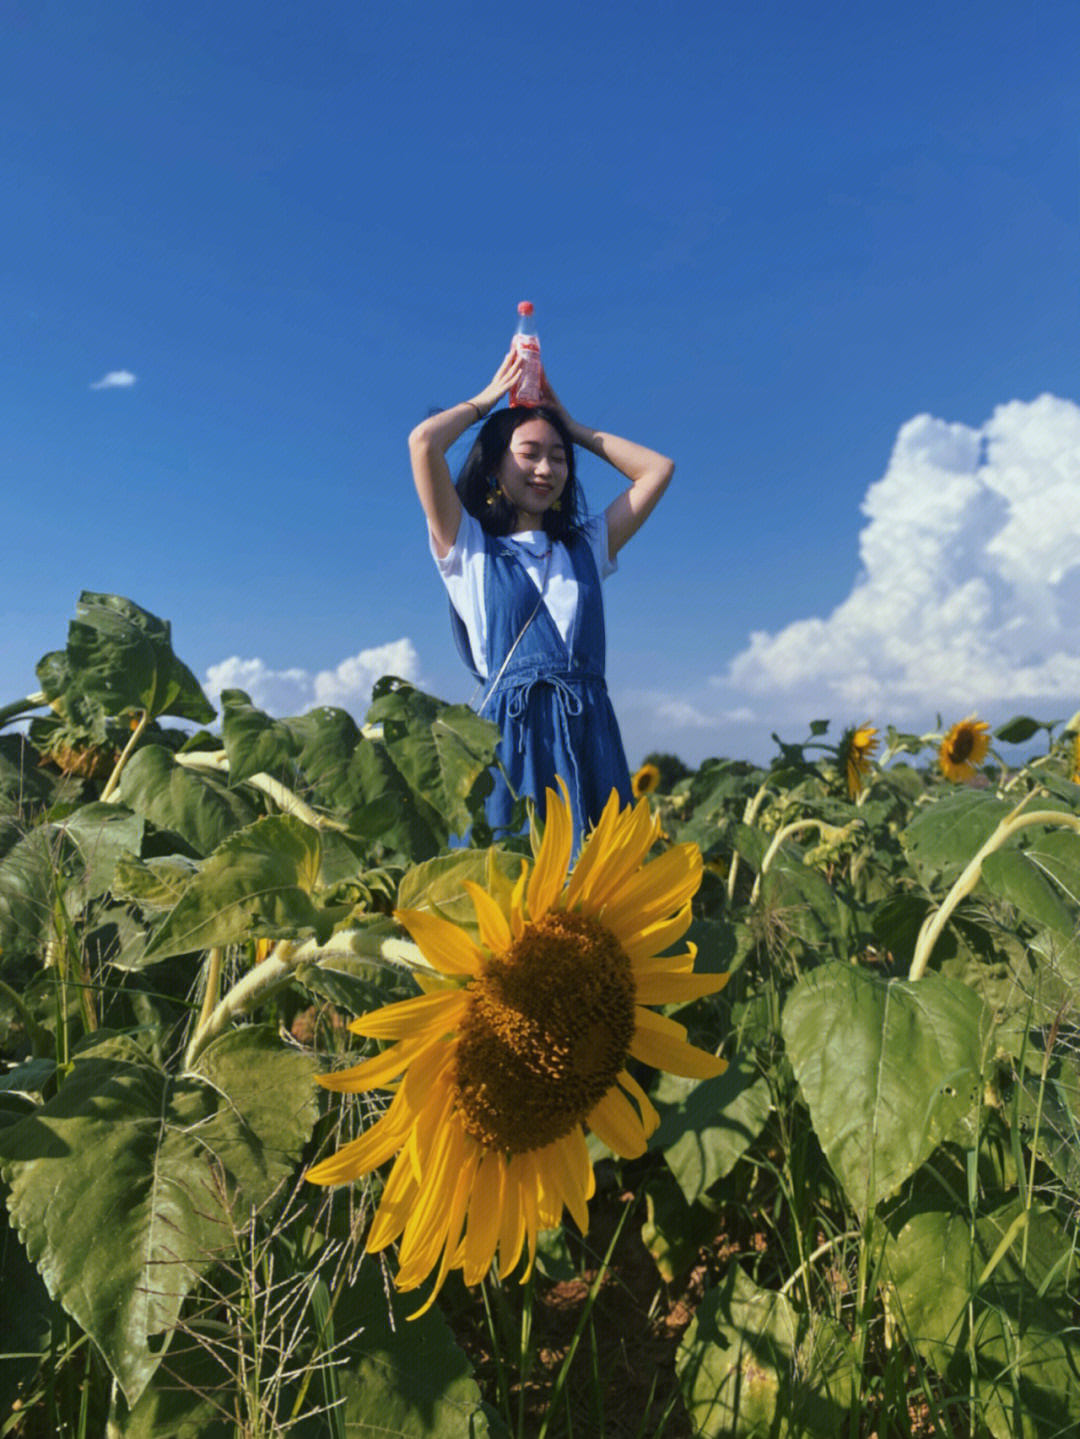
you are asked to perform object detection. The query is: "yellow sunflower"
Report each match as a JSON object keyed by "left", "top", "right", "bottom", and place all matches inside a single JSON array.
[
  {"left": 631, "top": 762, "right": 661, "bottom": 798},
  {"left": 938, "top": 714, "right": 992, "bottom": 782},
  {"left": 840, "top": 723, "right": 878, "bottom": 799},
  {"left": 1070, "top": 732, "right": 1080, "bottom": 784},
  {"left": 306, "top": 782, "right": 727, "bottom": 1311}
]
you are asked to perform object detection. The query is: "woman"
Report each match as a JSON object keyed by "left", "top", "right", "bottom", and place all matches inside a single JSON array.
[{"left": 409, "top": 349, "right": 673, "bottom": 845}]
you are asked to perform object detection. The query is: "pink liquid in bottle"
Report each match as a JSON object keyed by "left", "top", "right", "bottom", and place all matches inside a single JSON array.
[{"left": 509, "top": 301, "right": 542, "bottom": 406}]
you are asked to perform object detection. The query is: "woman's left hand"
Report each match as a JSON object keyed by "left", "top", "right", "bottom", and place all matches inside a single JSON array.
[{"left": 539, "top": 370, "right": 572, "bottom": 426}]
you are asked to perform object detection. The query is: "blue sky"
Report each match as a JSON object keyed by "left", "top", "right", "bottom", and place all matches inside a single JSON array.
[{"left": 4, "top": 0, "right": 1079, "bottom": 765}]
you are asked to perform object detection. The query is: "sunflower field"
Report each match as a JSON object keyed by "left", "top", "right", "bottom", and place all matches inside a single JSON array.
[{"left": 2, "top": 592, "right": 1079, "bottom": 1439}]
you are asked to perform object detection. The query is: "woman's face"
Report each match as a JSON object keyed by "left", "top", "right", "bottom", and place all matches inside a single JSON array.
[{"left": 496, "top": 418, "right": 569, "bottom": 531}]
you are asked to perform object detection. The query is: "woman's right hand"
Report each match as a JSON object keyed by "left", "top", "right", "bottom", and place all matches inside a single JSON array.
[{"left": 469, "top": 349, "right": 522, "bottom": 416}]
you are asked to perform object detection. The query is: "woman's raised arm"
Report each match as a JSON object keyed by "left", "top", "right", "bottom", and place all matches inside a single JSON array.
[
  {"left": 408, "top": 351, "right": 521, "bottom": 556},
  {"left": 540, "top": 377, "right": 674, "bottom": 558}
]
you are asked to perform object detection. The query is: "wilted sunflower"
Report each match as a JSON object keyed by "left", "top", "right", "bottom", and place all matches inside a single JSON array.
[
  {"left": 939, "top": 715, "right": 992, "bottom": 782},
  {"left": 306, "top": 782, "right": 727, "bottom": 1311},
  {"left": 840, "top": 723, "right": 878, "bottom": 799},
  {"left": 631, "top": 762, "right": 661, "bottom": 798}
]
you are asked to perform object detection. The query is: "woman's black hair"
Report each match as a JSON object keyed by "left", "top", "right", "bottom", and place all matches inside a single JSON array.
[{"left": 454, "top": 406, "right": 584, "bottom": 542}]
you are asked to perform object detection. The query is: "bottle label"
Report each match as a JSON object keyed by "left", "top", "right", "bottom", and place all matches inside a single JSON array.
[{"left": 511, "top": 336, "right": 542, "bottom": 405}]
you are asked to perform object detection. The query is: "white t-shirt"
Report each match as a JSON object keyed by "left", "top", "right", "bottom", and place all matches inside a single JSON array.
[{"left": 431, "top": 510, "right": 617, "bottom": 680}]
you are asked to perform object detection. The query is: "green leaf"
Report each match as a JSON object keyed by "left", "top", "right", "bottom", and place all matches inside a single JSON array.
[
  {"left": 119, "top": 744, "right": 259, "bottom": 857},
  {"left": 114, "top": 1248, "right": 505, "bottom": 1439},
  {"left": 0, "top": 733, "right": 57, "bottom": 817},
  {"left": 329, "top": 1260, "right": 506, "bottom": 1437},
  {"left": 190, "top": 1027, "right": 320, "bottom": 1202},
  {"left": 0, "top": 1203, "right": 58, "bottom": 1418},
  {"left": 641, "top": 1169, "right": 721, "bottom": 1282},
  {"left": 652, "top": 1059, "right": 772, "bottom": 1204},
  {"left": 144, "top": 815, "right": 328, "bottom": 960},
  {"left": 55, "top": 801, "right": 145, "bottom": 900},
  {"left": 885, "top": 1198, "right": 1080, "bottom": 1438},
  {"left": 220, "top": 689, "right": 299, "bottom": 785},
  {"left": 981, "top": 847, "right": 1078, "bottom": 938},
  {"left": 41, "top": 592, "right": 214, "bottom": 724},
  {"left": 112, "top": 853, "right": 200, "bottom": 911},
  {"left": 0, "top": 824, "right": 74, "bottom": 967},
  {"left": 994, "top": 715, "right": 1045, "bottom": 744},
  {"left": 731, "top": 822, "right": 770, "bottom": 869},
  {"left": 760, "top": 856, "right": 851, "bottom": 951},
  {"left": 781, "top": 963, "right": 993, "bottom": 1212},
  {"left": 1015, "top": 1058, "right": 1080, "bottom": 1195},
  {"left": 108, "top": 1328, "right": 233, "bottom": 1439},
  {"left": 676, "top": 1265, "right": 857, "bottom": 1437},
  {"left": 285, "top": 706, "right": 369, "bottom": 813},
  {"left": 286, "top": 706, "right": 445, "bottom": 861},
  {"left": 367, "top": 678, "right": 499, "bottom": 843},
  {"left": 1026, "top": 829, "right": 1080, "bottom": 908},
  {"left": 396, "top": 848, "right": 523, "bottom": 931},
  {"left": 0, "top": 1029, "right": 317, "bottom": 1407},
  {"left": 902, "top": 790, "right": 1013, "bottom": 888}
]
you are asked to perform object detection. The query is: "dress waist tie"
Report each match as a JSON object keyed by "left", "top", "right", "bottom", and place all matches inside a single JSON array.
[{"left": 494, "top": 668, "right": 606, "bottom": 836}]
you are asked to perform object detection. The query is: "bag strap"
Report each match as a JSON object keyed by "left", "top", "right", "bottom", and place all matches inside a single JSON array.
[{"left": 474, "top": 547, "right": 552, "bottom": 716}]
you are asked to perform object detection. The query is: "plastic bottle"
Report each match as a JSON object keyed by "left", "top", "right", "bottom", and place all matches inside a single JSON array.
[{"left": 509, "top": 301, "right": 543, "bottom": 407}]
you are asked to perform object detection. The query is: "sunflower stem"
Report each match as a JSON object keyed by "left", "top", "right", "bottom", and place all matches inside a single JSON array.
[
  {"left": 0, "top": 690, "right": 48, "bottom": 727},
  {"left": 728, "top": 780, "right": 772, "bottom": 903},
  {"left": 481, "top": 1276, "right": 513, "bottom": 1427},
  {"left": 99, "top": 708, "right": 149, "bottom": 802},
  {"left": 171, "top": 749, "right": 348, "bottom": 831},
  {"left": 908, "top": 804, "right": 1080, "bottom": 980},
  {"left": 750, "top": 818, "right": 836, "bottom": 904},
  {"left": 183, "top": 928, "right": 425, "bottom": 1067},
  {"left": 537, "top": 1196, "right": 633, "bottom": 1439}
]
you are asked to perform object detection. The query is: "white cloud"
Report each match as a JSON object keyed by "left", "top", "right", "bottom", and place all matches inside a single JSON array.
[
  {"left": 615, "top": 394, "right": 1080, "bottom": 763},
  {"left": 90, "top": 370, "right": 137, "bottom": 389},
  {"left": 722, "top": 394, "right": 1080, "bottom": 725},
  {"left": 204, "top": 639, "right": 420, "bottom": 720}
]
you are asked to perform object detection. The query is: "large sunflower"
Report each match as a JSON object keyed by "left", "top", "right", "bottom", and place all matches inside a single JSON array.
[
  {"left": 939, "top": 715, "right": 991, "bottom": 782},
  {"left": 306, "top": 782, "right": 727, "bottom": 1310},
  {"left": 840, "top": 723, "right": 878, "bottom": 799}
]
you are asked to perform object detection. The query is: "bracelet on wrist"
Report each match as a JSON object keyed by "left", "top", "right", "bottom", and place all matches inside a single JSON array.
[{"left": 465, "top": 401, "right": 484, "bottom": 423}]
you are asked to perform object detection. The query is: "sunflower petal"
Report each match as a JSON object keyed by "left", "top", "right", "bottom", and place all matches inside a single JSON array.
[
  {"left": 546, "top": 1132, "right": 592, "bottom": 1234},
  {"left": 398, "top": 1115, "right": 469, "bottom": 1286},
  {"left": 572, "top": 796, "right": 658, "bottom": 910},
  {"left": 616, "top": 1068, "right": 661, "bottom": 1138},
  {"left": 497, "top": 1157, "right": 528, "bottom": 1279},
  {"left": 317, "top": 1032, "right": 435, "bottom": 1093},
  {"left": 407, "top": 1144, "right": 480, "bottom": 1317},
  {"left": 305, "top": 1107, "right": 403, "bottom": 1186},
  {"left": 349, "top": 989, "right": 467, "bottom": 1040},
  {"left": 366, "top": 1145, "right": 420, "bottom": 1251},
  {"left": 462, "top": 1149, "right": 506, "bottom": 1286},
  {"left": 587, "top": 1086, "right": 649, "bottom": 1159},
  {"left": 527, "top": 781, "right": 573, "bottom": 921},
  {"left": 518, "top": 1153, "right": 541, "bottom": 1281},
  {"left": 630, "top": 1007, "right": 727, "bottom": 1079},
  {"left": 464, "top": 880, "right": 512, "bottom": 955},
  {"left": 509, "top": 860, "right": 528, "bottom": 940},
  {"left": 394, "top": 906, "right": 485, "bottom": 975},
  {"left": 634, "top": 969, "right": 730, "bottom": 1005},
  {"left": 620, "top": 903, "right": 694, "bottom": 964},
  {"left": 601, "top": 844, "right": 703, "bottom": 935},
  {"left": 565, "top": 788, "right": 623, "bottom": 908}
]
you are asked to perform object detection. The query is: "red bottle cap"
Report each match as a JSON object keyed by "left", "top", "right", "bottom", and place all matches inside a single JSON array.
[{"left": 517, "top": 301, "right": 534, "bottom": 316}]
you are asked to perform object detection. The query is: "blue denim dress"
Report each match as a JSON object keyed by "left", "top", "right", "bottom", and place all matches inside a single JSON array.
[{"left": 451, "top": 527, "right": 632, "bottom": 847}]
